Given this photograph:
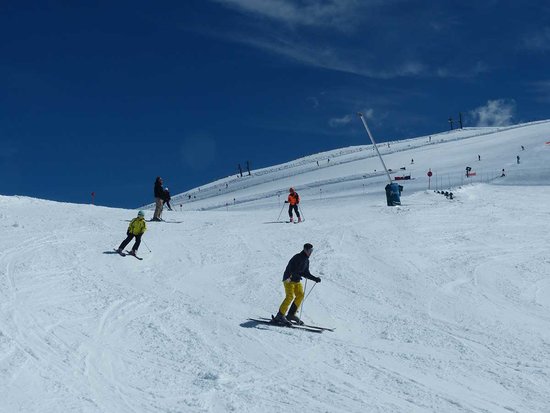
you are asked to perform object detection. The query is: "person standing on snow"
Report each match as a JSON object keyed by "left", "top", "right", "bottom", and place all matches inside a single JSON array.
[
  {"left": 152, "top": 177, "right": 164, "bottom": 221},
  {"left": 116, "top": 210, "right": 147, "bottom": 256},
  {"left": 285, "top": 187, "right": 301, "bottom": 223},
  {"left": 163, "top": 187, "right": 173, "bottom": 211},
  {"left": 273, "top": 243, "right": 321, "bottom": 326}
]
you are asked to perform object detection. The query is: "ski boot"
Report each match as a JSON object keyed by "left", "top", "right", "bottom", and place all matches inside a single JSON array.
[
  {"left": 298, "top": 216, "right": 302, "bottom": 223},
  {"left": 289, "top": 216, "right": 294, "bottom": 223},
  {"left": 286, "top": 303, "right": 304, "bottom": 325},
  {"left": 128, "top": 250, "right": 137, "bottom": 256},
  {"left": 272, "top": 311, "right": 292, "bottom": 326}
]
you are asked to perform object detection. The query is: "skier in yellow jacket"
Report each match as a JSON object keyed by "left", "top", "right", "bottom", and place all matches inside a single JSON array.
[{"left": 116, "top": 210, "right": 147, "bottom": 256}]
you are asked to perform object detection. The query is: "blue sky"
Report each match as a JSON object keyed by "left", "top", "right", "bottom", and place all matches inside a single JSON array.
[{"left": 1, "top": 1, "right": 549, "bottom": 208}]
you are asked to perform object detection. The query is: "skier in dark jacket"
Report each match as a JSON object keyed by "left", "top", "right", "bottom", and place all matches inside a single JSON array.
[
  {"left": 163, "top": 187, "right": 173, "bottom": 211},
  {"left": 152, "top": 177, "right": 164, "bottom": 221},
  {"left": 273, "top": 243, "right": 321, "bottom": 326}
]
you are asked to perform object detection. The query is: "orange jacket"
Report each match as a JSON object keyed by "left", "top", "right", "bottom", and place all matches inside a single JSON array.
[{"left": 288, "top": 192, "right": 300, "bottom": 205}]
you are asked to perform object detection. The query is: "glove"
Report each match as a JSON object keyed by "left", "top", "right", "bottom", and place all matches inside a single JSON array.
[
  {"left": 284, "top": 201, "right": 289, "bottom": 203},
  {"left": 314, "top": 276, "right": 321, "bottom": 283}
]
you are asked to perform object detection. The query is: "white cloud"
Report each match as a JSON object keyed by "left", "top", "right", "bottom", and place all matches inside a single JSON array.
[
  {"left": 522, "top": 27, "right": 550, "bottom": 52},
  {"left": 529, "top": 80, "right": 550, "bottom": 102},
  {"left": 209, "top": 0, "right": 364, "bottom": 29},
  {"left": 435, "top": 61, "right": 489, "bottom": 78},
  {"left": 329, "top": 114, "right": 353, "bottom": 127},
  {"left": 329, "top": 108, "right": 373, "bottom": 127},
  {"left": 205, "top": 1, "right": 478, "bottom": 80},
  {"left": 307, "top": 96, "right": 320, "bottom": 109},
  {"left": 231, "top": 33, "right": 427, "bottom": 79},
  {"left": 469, "top": 99, "right": 516, "bottom": 127}
]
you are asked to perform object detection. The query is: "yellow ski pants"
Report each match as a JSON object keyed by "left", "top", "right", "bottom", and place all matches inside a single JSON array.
[{"left": 279, "top": 280, "right": 304, "bottom": 315}]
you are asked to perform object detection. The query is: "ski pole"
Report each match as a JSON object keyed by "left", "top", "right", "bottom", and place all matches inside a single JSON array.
[
  {"left": 303, "top": 281, "right": 317, "bottom": 303},
  {"left": 142, "top": 239, "right": 152, "bottom": 253},
  {"left": 299, "top": 278, "right": 307, "bottom": 321},
  {"left": 299, "top": 279, "right": 317, "bottom": 321},
  {"left": 298, "top": 205, "right": 305, "bottom": 221},
  {"left": 277, "top": 203, "right": 286, "bottom": 222}
]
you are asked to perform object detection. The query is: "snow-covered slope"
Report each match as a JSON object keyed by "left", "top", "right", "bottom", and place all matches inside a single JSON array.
[
  {"left": 158, "top": 120, "right": 550, "bottom": 211},
  {"left": 1, "top": 121, "right": 550, "bottom": 412}
]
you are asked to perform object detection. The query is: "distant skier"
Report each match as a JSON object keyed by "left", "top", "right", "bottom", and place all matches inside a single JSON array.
[
  {"left": 501, "top": 169, "right": 506, "bottom": 177},
  {"left": 517, "top": 155, "right": 520, "bottom": 164},
  {"left": 152, "top": 177, "right": 164, "bottom": 221},
  {"left": 411, "top": 158, "right": 414, "bottom": 164},
  {"left": 478, "top": 154, "right": 481, "bottom": 161},
  {"left": 521, "top": 145, "right": 525, "bottom": 151},
  {"left": 285, "top": 187, "right": 301, "bottom": 223},
  {"left": 116, "top": 211, "right": 147, "bottom": 256},
  {"left": 273, "top": 243, "right": 321, "bottom": 326},
  {"left": 163, "top": 187, "right": 173, "bottom": 211}
]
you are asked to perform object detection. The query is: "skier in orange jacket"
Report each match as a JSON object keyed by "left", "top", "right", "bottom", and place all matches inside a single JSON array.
[{"left": 285, "top": 187, "right": 301, "bottom": 223}]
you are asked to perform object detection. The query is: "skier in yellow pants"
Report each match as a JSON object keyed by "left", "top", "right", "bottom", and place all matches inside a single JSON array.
[{"left": 274, "top": 243, "right": 321, "bottom": 326}]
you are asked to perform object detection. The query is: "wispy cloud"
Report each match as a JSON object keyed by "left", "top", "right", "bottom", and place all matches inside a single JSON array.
[
  {"left": 435, "top": 61, "right": 489, "bottom": 78},
  {"left": 231, "top": 33, "right": 427, "bottom": 79},
  {"left": 329, "top": 114, "right": 353, "bottom": 127},
  {"left": 209, "top": 0, "right": 364, "bottom": 29},
  {"left": 521, "top": 27, "right": 550, "bottom": 52},
  {"left": 527, "top": 80, "right": 550, "bottom": 102},
  {"left": 469, "top": 99, "right": 516, "bottom": 127},
  {"left": 306, "top": 96, "right": 320, "bottom": 109},
  {"left": 330, "top": 108, "right": 373, "bottom": 128},
  {"left": 205, "top": 0, "right": 487, "bottom": 80}
]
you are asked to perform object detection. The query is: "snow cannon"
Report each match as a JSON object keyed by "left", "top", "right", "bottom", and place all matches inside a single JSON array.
[
  {"left": 357, "top": 112, "right": 403, "bottom": 207},
  {"left": 385, "top": 183, "right": 402, "bottom": 206}
]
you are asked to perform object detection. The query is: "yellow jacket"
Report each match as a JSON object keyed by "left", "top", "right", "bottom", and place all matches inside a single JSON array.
[{"left": 128, "top": 217, "right": 147, "bottom": 235}]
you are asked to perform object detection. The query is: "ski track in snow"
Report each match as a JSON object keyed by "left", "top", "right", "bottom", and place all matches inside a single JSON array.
[{"left": 1, "top": 122, "right": 550, "bottom": 412}]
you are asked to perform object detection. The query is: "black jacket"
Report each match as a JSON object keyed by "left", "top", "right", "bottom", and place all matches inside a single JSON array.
[
  {"left": 163, "top": 190, "right": 171, "bottom": 202},
  {"left": 282, "top": 251, "right": 317, "bottom": 282},
  {"left": 154, "top": 181, "right": 164, "bottom": 198}
]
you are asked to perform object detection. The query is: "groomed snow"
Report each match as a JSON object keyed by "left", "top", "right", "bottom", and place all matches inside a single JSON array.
[{"left": 1, "top": 121, "right": 550, "bottom": 412}]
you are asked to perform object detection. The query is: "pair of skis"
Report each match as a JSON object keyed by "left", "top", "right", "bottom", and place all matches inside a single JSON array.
[
  {"left": 248, "top": 316, "right": 334, "bottom": 333},
  {"left": 114, "top": 249, "right": 143, "bottom": 260},
  {"left": 147, "top": 219, "right": 184, "bottom": 224}
]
